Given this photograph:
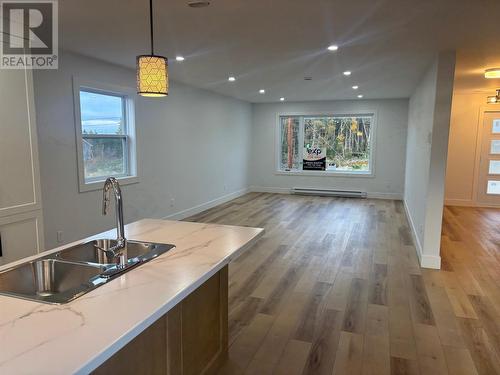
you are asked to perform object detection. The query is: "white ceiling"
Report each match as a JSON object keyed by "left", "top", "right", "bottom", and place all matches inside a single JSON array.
[{"left": 59, "top": 0, "right": 500, "bottom": 103}]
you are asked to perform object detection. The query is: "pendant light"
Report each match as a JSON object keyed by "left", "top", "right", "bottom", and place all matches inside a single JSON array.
[{"left": 137, "top": 0, "right": 168, "bottom": 97}]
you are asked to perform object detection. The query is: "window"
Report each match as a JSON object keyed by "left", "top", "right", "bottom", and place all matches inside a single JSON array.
[
  {"left": 74, "top": 79, "right": 137, "bottom": 191},
  {"left": 278, "top": 114, "right": 375, "bottom": 174}
]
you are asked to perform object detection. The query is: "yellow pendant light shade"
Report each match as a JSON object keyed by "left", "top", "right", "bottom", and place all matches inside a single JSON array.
[
  {"left": 136, "top": 0, "right": 168, "bottom": 97},
  {"left": 137, "top": 55, "right": 168, "bottom": 97}
]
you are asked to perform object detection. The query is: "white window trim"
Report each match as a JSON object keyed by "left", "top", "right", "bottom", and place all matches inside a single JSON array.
[
  {"left": 73, "top": 77, "right": 139, "bottom": 192},
  {"left": 274, "top": 111, "right": 378, "bottom": 178}
]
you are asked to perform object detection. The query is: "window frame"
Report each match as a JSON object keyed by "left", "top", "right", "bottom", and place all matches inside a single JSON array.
[
  {"left": 73, "top": 77, "right": 139, "bottom": 192},
  {"left": 274, "top": 111, "right": 377, "bottom": 178}
]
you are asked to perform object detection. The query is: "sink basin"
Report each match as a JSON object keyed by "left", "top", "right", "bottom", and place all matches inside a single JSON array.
[
  {"left": 0, "top": 239, "right": 175, "bottom": 304},
  {"left": 55, "top": 239, "right": 175, "bottom": 266},
  {"left": 0, "top": 259, "right": 107, "bottom": 304}
]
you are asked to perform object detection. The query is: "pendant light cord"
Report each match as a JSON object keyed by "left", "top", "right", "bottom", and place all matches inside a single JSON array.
[{"left": 149, "top": 0, "right": 154, "bottom": 55}]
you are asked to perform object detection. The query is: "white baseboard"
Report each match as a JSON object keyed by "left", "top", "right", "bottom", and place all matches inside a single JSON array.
[
  {"left": 403, "top": 199, "right": 441, "bottom": 270},
  {"left": 250, "top": 186, "right": 402, "bottom": 200},
  {"left": 403, "top": 199, "right": 424, "bottom": 261},
  {"left": 367, "top": 192, "right": 403, "bottom": 200},
  {"left": 444, "top": 199, "right": 475, "bottom": 207},
  {"left": 250, "top": 186, "right": 291, "bottom": 194},
  {"left": 420, "top": 254, "right": 442, "bottom": 269},
  {"left": 445, "top": 199, "right": 500, "bottom": 208},
  {"left": 163, "top": 188, "right": 250, "bottom": 221}
]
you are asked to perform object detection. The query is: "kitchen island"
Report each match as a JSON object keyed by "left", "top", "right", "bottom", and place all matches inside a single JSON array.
[{"left": 0, "top": 219, "right": 263, "bottom": 374}]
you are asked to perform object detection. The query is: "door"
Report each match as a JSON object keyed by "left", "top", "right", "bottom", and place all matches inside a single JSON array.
[{"left": 477, "top": 112, "right": 500, "bottom": 205}]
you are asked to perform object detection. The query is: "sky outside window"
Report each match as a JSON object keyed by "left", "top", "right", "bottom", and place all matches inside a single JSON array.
[{"left": 80, "top": 90, "right": 124, "bottom": 135}]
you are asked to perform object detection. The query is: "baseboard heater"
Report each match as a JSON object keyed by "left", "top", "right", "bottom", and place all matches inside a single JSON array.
[{"left": 291, "top": 187, "right": 367, "bottom": 198}]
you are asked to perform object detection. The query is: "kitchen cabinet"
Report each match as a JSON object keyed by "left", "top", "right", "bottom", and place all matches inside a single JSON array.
[{"left": 93, "top": 266, "right": 228, "bottom": 375}]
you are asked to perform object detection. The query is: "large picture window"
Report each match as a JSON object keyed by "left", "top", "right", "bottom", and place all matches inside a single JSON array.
[
  {"left": 74, "top": 79, "right": 138, "bottom": 192},
  {"left": 278, "top": 114, "right": 374, "bottom": 175}
]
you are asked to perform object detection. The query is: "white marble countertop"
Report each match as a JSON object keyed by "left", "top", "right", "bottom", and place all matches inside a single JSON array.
[{"left": 0, "top": 219, "right": 264, "bottom": 374}]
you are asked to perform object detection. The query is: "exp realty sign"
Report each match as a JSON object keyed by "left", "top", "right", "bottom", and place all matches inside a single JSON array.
[{"left": 303, "top": 147, "right": 326, "bottom": 171}]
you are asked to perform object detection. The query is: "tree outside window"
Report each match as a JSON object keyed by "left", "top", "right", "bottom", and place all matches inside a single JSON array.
[{"left": 279, "top": 114, "right": 373, "bottom": 173}]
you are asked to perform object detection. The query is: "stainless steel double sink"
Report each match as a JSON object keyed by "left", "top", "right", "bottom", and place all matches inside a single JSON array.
[{"left": 0, "top": 239, "right": 175, "bottom": 304}]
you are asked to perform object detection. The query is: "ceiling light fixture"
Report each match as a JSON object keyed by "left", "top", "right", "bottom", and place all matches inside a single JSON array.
[
  {"left": 357, "top": 94, "right": 363, "bottom": 98},
  {"left": 280, "top": 97, "right": 285, "bottom": 101},
  {"left": 259, "top": 89, "right": 266, "bottom": 94},
  {"left": 137, "top": 0, "right": 168, "bottom": 97},
  {"left": 487, "top": 89, "right": 500, "bottom": 104},
  {"left": 485, "top": 68, "right": 500, "bottom": 79},
  {"left": 175, "top": 56, "right": 185, "bottom": 62},
  {"left": 187, "top": 1, "right": 210, "bottom": 8},
  {"left": 352, "top": 85, "right": 359, "bottom": 90},
  {"left": 228, "top": 76, "right": 236, "bottom": 82},
  {"left": 327, "top": 45, "right": 338, "bottom": 51},
  {"left": 343, "top": 71, "right": 351, "bottom": 76}
]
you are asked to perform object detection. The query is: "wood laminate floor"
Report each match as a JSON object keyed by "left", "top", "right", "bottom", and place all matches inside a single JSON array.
[{"left": 186, "top": 194, "right": 500, "bottom": 375}]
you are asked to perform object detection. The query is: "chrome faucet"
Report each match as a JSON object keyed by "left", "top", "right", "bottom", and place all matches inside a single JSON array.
[{"left": 102, "top": 177, "right": 127, "bottom": 267}]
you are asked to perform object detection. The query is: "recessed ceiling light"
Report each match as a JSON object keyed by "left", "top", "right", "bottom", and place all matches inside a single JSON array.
[
  {"left": 228, "top": 76, "right": 236, "bottom": 82},
  {"left": 343, "top": 71, "right": 352, "bottom": 76},
  {"left": 357, "top": 94, "right": 363, "bottom": 98},
  {"left": 280, "top": 97, "right": 285, "bottom": 101},
  {"left": 327, "top": 45, "right": 338, "bottom": 51},
  {"left": 259, "top": 89, "right": 266, "bottom": 94},
  {"left": 188, "top": 1, "right": 210, "bottom": 8},
  {"left": 485, "top": 68, "right": 500, "bottom": 79},
  {"left": 175, "top": 56, "right": 185, "bottom": 62},
  {"left": 352, "top": 85, "right": 359, "bottom": 90}
]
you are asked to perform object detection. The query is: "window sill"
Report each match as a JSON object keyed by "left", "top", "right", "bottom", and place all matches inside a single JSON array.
[
  {"left": 275, "top": 170, "right": 374, "bottom": 178},
  {"left": 79, "top": 176, "right": 139, "bottom": 193}
]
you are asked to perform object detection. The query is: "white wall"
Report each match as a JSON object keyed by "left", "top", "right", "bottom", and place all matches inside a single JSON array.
[
  {"left": 34, "top": 51, "right": 252, "bottom": 249},
  {"left": 250, "top": 100, "right": 408, "bottom": 198},
  {"left": 404, "top": 63, "right": 436, "bottom": 250},
  {"left": 404, "top": 51, "right": 455, "bottom": 269}
]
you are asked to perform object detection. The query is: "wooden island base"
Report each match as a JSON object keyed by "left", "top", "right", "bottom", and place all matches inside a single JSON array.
[{"left": 94, "top": 266, "right": 228, "bottom": 375}]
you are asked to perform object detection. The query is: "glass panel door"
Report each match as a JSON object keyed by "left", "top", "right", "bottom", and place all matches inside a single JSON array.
[{"left": 477, "top": 112, "right": 500, "bottom": 205}]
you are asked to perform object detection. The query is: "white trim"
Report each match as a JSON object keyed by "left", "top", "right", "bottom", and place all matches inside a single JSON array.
[
  {"left": 367, "top": 192, "right": 403, "bottom": 200},
  {"left": 78, "top": 176, "right": 139, "bottom": 193},
  {"left": 420, "top": 254, "right": 442, "bottom": 269},
  {"left": 403, "top": 199, "right": 424, "bottom": 264},
  {"left": 274, "top": 111, "right": 378, "bottom": 178},
  {"left": 403, "top": 199, "right": 441, "bottom": 270},
  {"left": 72, "top": 77, "right": 139, "bottom": 193},
  {"left": 163, "top": 188, "right": 250, "bottom": 220},
  {"left": 444, "top": 199, "right": 476, "bottom": 207},
  {"left": 445, "top": 199, "right": 500, "bottom": 208},
  {"left": 250, "top": 186, "right": 292, "bottom": 194}
]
